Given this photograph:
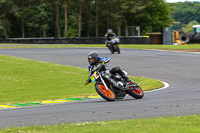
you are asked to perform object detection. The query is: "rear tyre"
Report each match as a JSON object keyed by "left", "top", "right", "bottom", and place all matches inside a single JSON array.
[
  {"left": 95, "top": 84, "right": 116, "bottom": 101},
  {"left": 126, "top": 85, "right": 144, "bottom": 99}
]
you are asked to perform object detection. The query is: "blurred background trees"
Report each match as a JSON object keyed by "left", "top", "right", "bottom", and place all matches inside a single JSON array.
[
  {"left": 1, "top": 0, "right": 198, "bottom": 38},
  {"left": 171, "top": 2, "right": 200, "bottom": 33}
]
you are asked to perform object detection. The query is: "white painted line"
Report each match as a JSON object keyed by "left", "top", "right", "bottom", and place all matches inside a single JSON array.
[
  {"left": 145, "top": 81, "right": 169, "bottom": 93},
  {"left": 146, "top": 49, "right": 200, "bottom": 55}
]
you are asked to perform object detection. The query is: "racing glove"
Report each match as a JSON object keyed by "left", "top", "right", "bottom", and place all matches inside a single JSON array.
[{"left": 86, "top": 78, "right": 91, "bottom": 83}]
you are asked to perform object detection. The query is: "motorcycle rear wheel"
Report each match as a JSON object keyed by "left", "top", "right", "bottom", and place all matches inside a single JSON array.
[
  {"left": 126, "top": 86, "right": 144, "bottom": 99},
  {"left": 95, "top": 84, "right": 116, "bottom": 101}
]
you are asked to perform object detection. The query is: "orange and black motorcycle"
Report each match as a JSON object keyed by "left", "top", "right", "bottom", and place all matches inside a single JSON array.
[{"left": 85, "top": 64, "right": 144, "bottom": 101}]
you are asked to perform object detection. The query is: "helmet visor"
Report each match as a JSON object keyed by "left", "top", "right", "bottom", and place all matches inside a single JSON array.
[{"left": 89, "top": 58, "right": 95, "bottom": 62}]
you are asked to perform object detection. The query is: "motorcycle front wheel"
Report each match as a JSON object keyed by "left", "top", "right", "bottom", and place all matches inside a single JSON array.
[
  {"left": 116, "top": 45, "right": 120, "bottom": 54},
  {"left": 95, "top": 83, "right": 116, "bottom": 101},
  {"left": 111, "top": 46, "right": 115, "bottom": 54}
]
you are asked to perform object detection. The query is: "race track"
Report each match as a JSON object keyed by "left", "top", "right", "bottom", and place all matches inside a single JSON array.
[{"left": 0, "top": 48, "right": 199, "bottom": 128}]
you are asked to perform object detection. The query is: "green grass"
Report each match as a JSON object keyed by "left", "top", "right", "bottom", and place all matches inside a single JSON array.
[
  {"left": 0, "top": 43, "right": 200, "bottom": 50},
  {"left": 0, "top": 55, "right": 163, "bottom": 104},
  {"left": 0, "top": 46, "right": 198, "bottom": 132},
  {"left": 1, "top": 114, "right": 200, "bottom": 133},
  {"left": 120, "top": 44, "right": 200, "bottom": 50}
]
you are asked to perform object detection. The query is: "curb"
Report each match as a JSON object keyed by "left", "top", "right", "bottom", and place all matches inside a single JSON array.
[
  {"left": 145, "top": 81, "right": 169, "bottom": 93},
  {"left": 0, "top": 95, "right": 101, "bottom": 110}
]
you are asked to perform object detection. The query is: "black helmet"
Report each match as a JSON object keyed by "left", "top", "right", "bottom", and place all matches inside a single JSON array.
[{"left": 88, "top": 51, "right": 99, "bottom": 65}]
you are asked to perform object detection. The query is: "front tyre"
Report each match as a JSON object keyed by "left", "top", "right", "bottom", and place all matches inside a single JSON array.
[
  {"left": 95, "top": 84, "right": 116, "bottom": 101},
  {"left": 110, "top": 45, "right": 115, "bottom": 54},
  {"left": 111, "top": 47, "right": 115, "bottom": 54},
  {"left": 116, "top": 45, "right": 120, "bottom": 54},
  {"left": 126, "top": 86, "right": 144, "bottom": 99}
]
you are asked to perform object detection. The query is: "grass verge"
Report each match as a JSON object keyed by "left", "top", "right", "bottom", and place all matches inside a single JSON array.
[
  {"left": 0, "top": 114, "right": 200, "bottom": 133},
  {"left": 0, "top": 44, "right": 200, "bottom": 50},
  {"left": 0, "top": 55, "right": 163, "bottom": 104},
  {"left": 120, "top": 44, "right": 200, "bottom": 50}
]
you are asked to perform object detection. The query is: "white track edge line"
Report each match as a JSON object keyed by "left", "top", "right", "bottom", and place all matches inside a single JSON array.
[{"left": 145, "top": 81, "right": 169, "bottom": 93}]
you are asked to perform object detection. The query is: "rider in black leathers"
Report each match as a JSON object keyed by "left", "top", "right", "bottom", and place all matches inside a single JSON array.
[
  {"left": 105, "top": 29, "right": 116, "bottom": 47},
  {"left": 86, "top": 51, "right": 131, "bottom": 88}
]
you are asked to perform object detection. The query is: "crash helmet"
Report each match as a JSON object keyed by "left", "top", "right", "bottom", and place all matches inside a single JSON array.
[
  {"left": 88, "top": 51, "right": 99, "bottom": 65},
  {"left": 107, "top": 29, "right": 113, "bottom": 33}
]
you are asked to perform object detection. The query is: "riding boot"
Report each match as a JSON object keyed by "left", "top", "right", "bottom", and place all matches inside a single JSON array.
[
  {"left": 121, "top": 74, "right": 133, "bottom": 89},
  {"left": 121, "top": 74, "right": 131, "bottom": 82}
]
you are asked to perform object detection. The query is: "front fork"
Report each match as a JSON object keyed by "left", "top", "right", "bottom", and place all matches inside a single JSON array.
[{"left": 98, "top": 73, "right": 109, "bottom": 91}]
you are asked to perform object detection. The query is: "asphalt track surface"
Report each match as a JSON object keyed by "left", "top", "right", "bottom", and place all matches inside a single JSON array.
[{"left": 0, "top": 48, "right": 199, "bottom": 128}]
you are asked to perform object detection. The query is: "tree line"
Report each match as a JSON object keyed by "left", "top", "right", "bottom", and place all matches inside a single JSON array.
[
  {"left": 170, "top": 2, "right": 200, "bottom": 33},
  {"left": 0, "top": 0, "right": 173, "bottom": 38}
]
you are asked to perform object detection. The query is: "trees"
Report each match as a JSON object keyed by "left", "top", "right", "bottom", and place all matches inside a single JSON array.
[
  {"left": 139, "top": 0, "right": 173, "bottom": 34},
  {"left": 171, "top": 2, "right": 200, "bottom": 25},
  {"left": 64, "top": 0, "right": 68, "bottom": 37},
  {"left": 23, "top": 0, "right": 54, "bottom": 38},
  {"left": 170, "top": 2, "right": 200, "bottom": 34},
  {"left": 0, "top": 0, "right": 14, "bottom": 38},
  {"left": 182, "top": 20, "right": 199, "bottom": 33},
  {"left": 37, "top": 0, "right": 53, "bottom": 38},
  {"left": 0, "top": 0, "right": 173, "bottom": 38},
  {"left": 13, "top": 0, "right": 26, "bottom": 38},
  {"left": 95, "top": 0, "right": 99, "bottom": 37},
  {"left": 51, "top": 0, "right": 61, "bottom": 38}
]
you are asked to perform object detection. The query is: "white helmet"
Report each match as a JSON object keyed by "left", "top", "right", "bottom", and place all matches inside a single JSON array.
[{"left": 107, "top": 29, "right": 112, "bottom": 33}]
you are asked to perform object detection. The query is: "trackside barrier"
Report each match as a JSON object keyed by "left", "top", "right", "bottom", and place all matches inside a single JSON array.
[{"left": 0, "top": 37, "right": 149, "bottom": 44}]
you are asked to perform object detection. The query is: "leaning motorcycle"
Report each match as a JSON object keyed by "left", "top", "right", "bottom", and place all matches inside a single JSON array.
[
  {"left": 85, "top": 64, "right": 144, "bottom": 101},
  {"left": 106, "top": 37, "right": 120, "bottom": 54}
]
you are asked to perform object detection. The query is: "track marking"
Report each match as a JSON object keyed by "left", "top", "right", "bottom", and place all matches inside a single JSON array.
[
  {"left": 0, "top": 105, "right": 18, "bottom": 109},
  {"left": 0, "top": 95, "right": 99, "bottom": 110},
  {"left": 0, "top": 82, "right": 169, "bottom": 110},
  {"left": 41, "top": 100, "right": 73, "bottom": 104},
  {"left": 41, "top": 100, "right": 62, "bottom": 104},
  {"left": 145, "top": 49, "right": 200, "bottom": 55},
  {"left": 87, "top": 95, "right": 101, "bottom": 98},
  {"left": 55, "top": 100, "right": 73, "bottom": 103}
]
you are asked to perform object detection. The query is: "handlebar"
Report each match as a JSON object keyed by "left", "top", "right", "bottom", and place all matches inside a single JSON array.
[{"left": 96, "top": 61, "right": 105, "bottom": 73}]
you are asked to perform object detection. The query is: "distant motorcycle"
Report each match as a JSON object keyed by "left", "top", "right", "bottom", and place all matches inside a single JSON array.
[{"left": 106, "top": 36, "right": 120, "bottom": 54}]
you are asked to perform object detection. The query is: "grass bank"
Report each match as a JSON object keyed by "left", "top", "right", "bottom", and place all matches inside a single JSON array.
[
  {"left": 0, "top": 44, "right": 200, "bottom": 50},
  {"left": 1, "top": 114, "right": 199, "bottom": 133},
  {"left": 0, "top": 55, "right": 163, "bottom": 104}
]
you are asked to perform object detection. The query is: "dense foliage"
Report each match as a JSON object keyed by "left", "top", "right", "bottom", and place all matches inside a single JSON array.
[
  {"left": 171, "top": 2, "right": 200, "bottom": 25},
  {"left": 0, "top": 0, "right": 173, "bottom": 38},
  {"left": 170, "top": 2, "right": 200, "bottom": 32}
]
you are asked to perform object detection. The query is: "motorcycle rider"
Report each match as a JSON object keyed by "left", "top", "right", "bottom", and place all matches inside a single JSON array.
[
  {"left": 86, "top": 51, "right": 131, "bottom": 89},
  {"left": 105, "top": 29, "right": 116, "bottom": 47}
]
